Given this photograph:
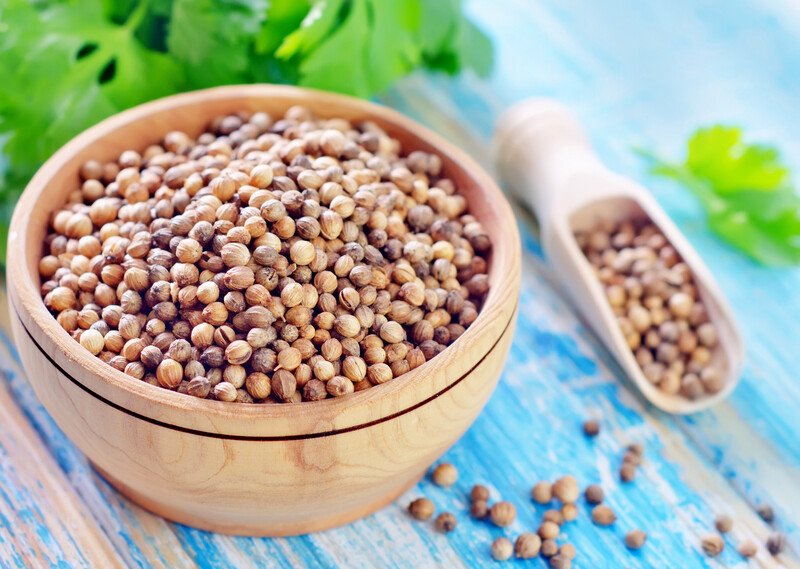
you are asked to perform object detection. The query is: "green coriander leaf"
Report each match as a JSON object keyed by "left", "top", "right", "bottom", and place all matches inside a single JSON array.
[
  {"left": 275, "top": 0, "right": 344, "bottom": 60},
  {"left": 641, "top": 125, "right": 800, "bottom": 265},
  {"left": 254, "top": 0, "right": 310, "bottom": 55},
  {"left": 167, "top": 0, "right": 268, "bottom": 87},
  {"left": 455, "top": 18, "right": 493, "bottom": 77},
  {"left": 685, "top": 126, "right": 790, "bottom": 193},
  {"left": 290, "top": 0, "right": 370, "bottom": 96},
  {"left": 364, "top": 0, "right": 422, "bottom": 94}
]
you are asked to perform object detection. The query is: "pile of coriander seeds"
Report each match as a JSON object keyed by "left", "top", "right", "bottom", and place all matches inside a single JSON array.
[
  {"left": 39, "top": 106, "right": 491, "bottom": 403},
  {"left": 576, "top": 219, "right": 722, "bottom": 399}
]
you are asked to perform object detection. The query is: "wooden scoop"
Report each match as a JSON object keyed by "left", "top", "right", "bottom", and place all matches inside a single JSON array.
[{"left": 494, "top": 98, "right": 744, "bottom": 414}]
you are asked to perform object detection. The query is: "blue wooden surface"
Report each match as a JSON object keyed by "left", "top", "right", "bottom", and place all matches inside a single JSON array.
[{"left": 1, "top": 0, "right": 800, "bottom": 567}]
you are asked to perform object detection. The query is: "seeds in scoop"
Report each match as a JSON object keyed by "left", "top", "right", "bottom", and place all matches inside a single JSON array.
[
  {"left": 766, "top": 533, "right": 785, "bottom": 555},
  {"left": 491, "top": 537, "right": 513, "bottom": 561},
  {"left": 553, "top": 475, "right": 579, "bottom": 503},
  {"left": 577, "top": 220, "right": 722, "bottom": 400},
  {"left": 582, "top": 419, "right": 600, "bottom": 437},
  {"left": 738, "top": 540, "right": 757, "bottom": 558},
  {"left": 490, "top": 501, "right": 516, "bottom": 527},
  {"left": 714, "top": 514, "right": 733, "bottom": 533},
  {"left": 431, "top": 463, "right": 458, "bottom": 487},
  {"left": 514, "top": 533, "right": 541, "bottom": 558},
  {"left": 584, "top": 484, "right": 604, "bottom": 505},
  {"left": 531, "top": 481, "right": 553, "bottom": 504},
  {"left": 39, "top": 107, "right": 492, "bottom": 403},
  {"left": 591, "top": 505, "right": 617, "bottom": 526},
  {"left": 434, "top": 512, "right": 457, "bottom": 533},
  {"left": 408, "top": 498, "right": 435, "bottom": 521},
  {"left": 625, "top": 529, "right": 647, "bottom": 549},
  {"left": 701, "top": 534, "right": 724, "bottom": 557}
]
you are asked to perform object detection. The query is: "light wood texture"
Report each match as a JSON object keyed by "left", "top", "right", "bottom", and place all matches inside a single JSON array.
[
  {"left": 495, "top": 99, "right": 744, "bottom": 414},
  {"left": 0, "top": 0, "right": 799, "bottom": 566},
  {"left": 5, "top": 85, "right": 521, "bottom": 535}
]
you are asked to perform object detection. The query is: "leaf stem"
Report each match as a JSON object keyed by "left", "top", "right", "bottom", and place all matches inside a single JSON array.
[{"left": 124, "top": 0, "right": 150, "bottom": 34}]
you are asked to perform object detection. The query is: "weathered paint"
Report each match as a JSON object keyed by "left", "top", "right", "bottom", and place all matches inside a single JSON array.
[{"left": 0, "top": 0, "right": 799, "bottom": 567}]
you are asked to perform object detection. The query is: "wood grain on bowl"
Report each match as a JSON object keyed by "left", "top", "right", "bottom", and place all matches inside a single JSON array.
[{"left": 6, "top": 85, "right": 520, "bottom": 535}]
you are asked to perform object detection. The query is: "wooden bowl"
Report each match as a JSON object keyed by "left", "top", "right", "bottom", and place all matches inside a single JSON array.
[{"left": 7, "top": 85, "right": 520, "bottom": 536}]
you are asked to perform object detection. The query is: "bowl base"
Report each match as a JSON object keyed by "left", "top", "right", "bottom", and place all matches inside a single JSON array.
[{"left": 92, "top": 462, "right": 424, "bottom": 536}]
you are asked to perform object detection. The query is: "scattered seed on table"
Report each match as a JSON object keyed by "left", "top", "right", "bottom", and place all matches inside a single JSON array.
[
  {"left": 541, "top": 539, "right": 558, "bottom": 558},
  {"left": 538, "top": 521, "right": 560, "bottom": 540},
  {"left": 490, "top": 501, "right": 517, "bottom": 527},
  {"left": 738, "top": 540, "right": 757, "bottom": 558},
  {"left": 514, "top": 532, "right": 542, "bottom": 558},
  {"left": 584, "top": 484, "right": 604, "bottom": 505},
  {"left": 543, "top": 509, "right": 564, "bottom": 526},
  {"left": 766, "top": 533, "right": 786, "bottom": 555},
  {"left": 757, "top": 504, "right": 775, "bottom": 523},
  {"left": 408, "top": 498, "right": 435, "bottom": 521},
  {"left": 583, "top": 419, "right": 600, "bottom": 437},
  {"left": 701, "top": 534, "right": 724, "bottom": 557},
  {"left": 553, "top": 475, "right": 580, "bottom": 504},
  {"left": 625, "top": 529, "right": 647, "bottom": 550},
  {"left": 561, "top": 503, "right": 578, "bottom": 522},
  {"left": 714, "top": 514, "right": 733, "bottom": 533},
  {"left": 471, "top": 484, "right": 490, "bottom": 503},
  {"left": 549, "top": 554, "right": 571, "bottom": 569},
  {"left": 432, "top": 463, "right": 458, "bottom": 487},
  {"left": 559, "top": 543, "right": 577, "bottom": 560},
  {"left": 532, "top": 481, "right": 553, "bottom": 504},
  {"left": 591, "top": 504, "right": 617, "bottom": 526},
  {"left": 470, "top": 500, "right": 489, "bottom": 519},
  {"left": 435, "top": 512, "right": 457, "bottom": 533},
  {"left": 620, "top": 462, "right": 637, "bottom": 483},
  {"left": 627, "top": 442, "right": 644, "bottom": 457},
  {"left": 491, "top": 537, "right": 513, "bottom": 561}
]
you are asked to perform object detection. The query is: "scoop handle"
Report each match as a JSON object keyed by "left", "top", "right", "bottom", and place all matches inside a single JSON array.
[{"left": 494, "top": 99, "right": 607, "bottom": 219}]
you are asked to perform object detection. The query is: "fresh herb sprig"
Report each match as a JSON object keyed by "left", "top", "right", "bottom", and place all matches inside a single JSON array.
[
  {"left": 641, "top": 126, "right": 800, "bottom": 266},
  {"left": 0, "top": 0, "right": 492, "bottom": 262}
]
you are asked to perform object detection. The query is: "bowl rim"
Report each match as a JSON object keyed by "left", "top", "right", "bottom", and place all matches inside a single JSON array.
[{"left": 8, "top": 84, "right": 520, "bottom": 437}]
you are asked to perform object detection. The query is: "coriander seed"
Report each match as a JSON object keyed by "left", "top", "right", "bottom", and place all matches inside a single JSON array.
[
  {"left": 490, "top": 501, "right": 516, "bottom": 527},
  {"left": 701, "top": 534, "right": 724, "bottom": 557},
  {"left": 591, "top": 504, "right": 617, "bottom": 526},
  {"left": 532, "top": 481, "right": 553, "bottom": 504},
  {"left": 408, "top": 498, "right": 435, "bottom": 521},
  {"left": 431, "top": 463, "right": 458, "bottom": 487},
  {"left": 514, "top": 533, "right": 541, "bottom": 558},
  {"left": 625, "top": 529, "right": 647, "bottom": 550},
  {"left": 714, "top": 514, "right": 733, "bottom": 534},
  {"left": 491, "top": 537, "right": 513, "bottom": 561},
  {"left": 434, "top": 512, "right": 457, "bottom": 533}
]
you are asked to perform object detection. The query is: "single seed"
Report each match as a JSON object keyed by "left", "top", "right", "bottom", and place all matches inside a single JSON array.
[
  {"left": 490, "top": 501, "right": 516, "bottom": 527},
  {"left": 738, "top": 540, "right": 757, "bottom": 558},
  {"left": 531, "top": 481, "right": 553, "bottom": 504},
  {"left": 491, "top": 537, "right": 513, "bottom": 561},
  {"left": 408, "top": 498, "right": 435, "bottom": 521},
  {"left": 514, "top": 533, "right": 541, "bottom": 558},
  {"left": 470, "top": 500, "right": 489, "bottom": 519},
  {"left": 715, "top": 514, "right": 733, "bottom": 534},
  {"left": 584, "top": 484, "right": 604, "bottom": 505},
  {"left": 553, "top": 475, "right": 579, "bottom": 504},
  {"left": 591, "top": 504, "right": 617, "bottom": 526},
  {"left": 757, "top": 504, "right": 775, "bottom": 523},
  {"left": 701, "top": 534, "right": 724, "bottom": 557},
  {"left": 625, "top": 529, "right": 647, "bottom": 550},
  {"left": 431, "top": 463, "right": 458, "bottom": 487},
  {"left": 766, "top": 533, "right": 785, "bottom": 556},
  {"left": 582, "top": 419, "right": 600, "bottom": 437},
  {"left": 434, "top": 512, "right": 457, "bottom": 533},
  {"left": 470, "top": 484, "right": 490, "bottom": 503}
]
